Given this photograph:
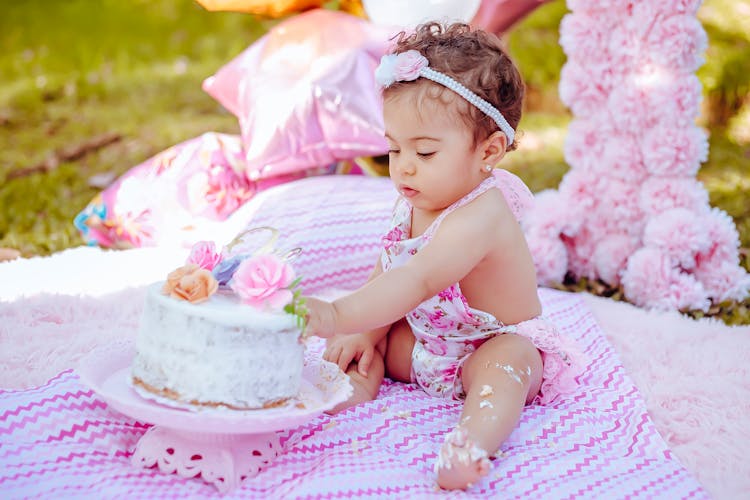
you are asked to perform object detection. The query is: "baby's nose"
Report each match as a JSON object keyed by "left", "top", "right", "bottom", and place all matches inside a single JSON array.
[{"left": 393, "top": 157, "right": 415, "bottom": 176}]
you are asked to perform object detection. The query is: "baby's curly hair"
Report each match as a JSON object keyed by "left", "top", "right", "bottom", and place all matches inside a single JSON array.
[{"left": 384, "top": 22, "right": 525, "bottom": 151}]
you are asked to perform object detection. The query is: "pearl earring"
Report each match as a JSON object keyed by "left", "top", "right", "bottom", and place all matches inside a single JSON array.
[{"left": 484, "top": 164, "right": 493, "bottom": 173}]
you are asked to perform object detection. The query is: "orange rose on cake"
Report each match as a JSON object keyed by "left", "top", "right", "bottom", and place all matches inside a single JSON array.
[{"left": 162, "top": 264, "right": 218, "bottom": 304}]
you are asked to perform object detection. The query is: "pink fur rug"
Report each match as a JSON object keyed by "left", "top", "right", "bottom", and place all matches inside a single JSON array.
[{"left": 1, "top": 247, "right": 749, "bottom": 499}]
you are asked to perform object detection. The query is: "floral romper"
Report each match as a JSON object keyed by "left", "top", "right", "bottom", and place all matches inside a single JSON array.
[{"left": 381, "top": 172, "right": 584, "bottom": 405}]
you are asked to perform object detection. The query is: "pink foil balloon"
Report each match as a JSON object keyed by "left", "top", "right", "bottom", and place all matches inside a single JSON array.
[{"left": 203, "top": 10, "right": 392, "bottom": 181}]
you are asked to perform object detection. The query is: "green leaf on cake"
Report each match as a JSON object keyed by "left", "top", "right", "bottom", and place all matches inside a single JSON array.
[{"left": 284, "top": 279, "right": 308, "bottom": 330}]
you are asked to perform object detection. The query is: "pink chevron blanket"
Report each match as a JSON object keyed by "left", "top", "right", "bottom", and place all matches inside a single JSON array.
[{"left": 0, "top": 289, "right": 706, "bottom": 498}]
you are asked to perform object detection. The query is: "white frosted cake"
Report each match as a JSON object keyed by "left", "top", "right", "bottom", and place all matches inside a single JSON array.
[{"left": 132, "top": 282, "right": 304, "bottom": 410}]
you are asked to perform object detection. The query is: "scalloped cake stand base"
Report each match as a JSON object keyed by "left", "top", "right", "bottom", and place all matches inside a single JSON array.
[{"left": 132, "top": 427, "right": 282, "bottom": 494}]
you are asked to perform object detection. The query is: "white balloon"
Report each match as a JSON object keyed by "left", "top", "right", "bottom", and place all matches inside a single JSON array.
[{"left": 363, "top": 0, "right": 481, "bottom": 28}]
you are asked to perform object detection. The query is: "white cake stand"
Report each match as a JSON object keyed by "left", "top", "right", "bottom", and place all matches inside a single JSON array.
[{"left": 77, "top": 341, "right": 352, "bottom": 493}]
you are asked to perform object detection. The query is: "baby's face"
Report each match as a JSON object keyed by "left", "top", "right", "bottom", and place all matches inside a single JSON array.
[{"left": 383, "top": 87, "right": 487, "bottom": 213}]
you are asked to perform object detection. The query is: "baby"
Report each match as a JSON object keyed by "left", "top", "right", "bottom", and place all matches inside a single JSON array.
[{"left": 304, "top": 22, "right": 583, "bottom": 490}]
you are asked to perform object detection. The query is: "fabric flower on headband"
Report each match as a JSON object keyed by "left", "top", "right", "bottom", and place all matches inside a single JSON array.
[{"left": 375, "top": 50, "right": 428, "bottom": 87}]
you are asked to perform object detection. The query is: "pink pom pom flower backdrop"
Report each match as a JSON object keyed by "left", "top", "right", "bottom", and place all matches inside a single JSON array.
[{"left": 523, "top": 0, "right": 750, "bottom": 311}]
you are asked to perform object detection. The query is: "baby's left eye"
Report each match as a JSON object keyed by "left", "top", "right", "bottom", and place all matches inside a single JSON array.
[{"left": 417, "top": 152, "right": 436, "bottom": 158}]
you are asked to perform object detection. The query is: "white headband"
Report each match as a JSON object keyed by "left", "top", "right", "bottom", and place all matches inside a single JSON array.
[{"left": 375, "top": 50, "right": 515, "bottom": 144}]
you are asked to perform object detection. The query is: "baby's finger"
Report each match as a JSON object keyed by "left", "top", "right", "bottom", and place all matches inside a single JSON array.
[
  {"left": 358, "top": 349, "right": 373, "bottom": 377},
  {"left": 338, "top": 346, "right": 356, "bottom": 373},
  {"left": 324, "top": 344, "right": 342, "bottom": 363}
]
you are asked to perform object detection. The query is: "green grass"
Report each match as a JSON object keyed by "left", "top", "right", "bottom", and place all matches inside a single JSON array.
[
  {"left": 1, "top": 0, "right": 748, "bottom": 322},
  {"left": 1, "top": 0, "right": 270, "bottom": 253}
]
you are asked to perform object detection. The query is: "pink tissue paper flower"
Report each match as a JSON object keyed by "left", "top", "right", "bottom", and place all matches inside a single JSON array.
[
  {"left": 559, "top": 60, "right": 614, "bottom": 117},
  {"left": 647, "top": 15, "right": 707, "bottom": 72},
  {"left": 230, "top": 254, "right": 296, "bottom": 309},
  {"left": 593, "top": 234, "right": 639, "bottom": 285},
  {"left": 622, "top": 247, "right": 710, "bottom": 311},
  {"left": 599, "top": 133, "right": 647, "bottom": 182},
  {"left": 619, "top": 2, "right": 664, "bottom": 39},
  {"left": 186, "top": 240, "right": 223, "bottom": 271},
  {"left": 563, "top": 116, "right": 612, "bottom": 171},
  {"left": 649, "top": 74, "right": 703, "bottom": 127},
  {"left": 557, "top": 169, "right": 608, "bottom": 215},
  {"left": 695, "top": 259, "right": 750, "bottom": 303},
  {"left": 586, "top": 179, "right": 644, "bottom": 237},
  {"left": 642, "top": 208, "right": 712, "bottom": 270},
  {"left": 608, "top": 82, "right": 662, "bottom": 132},
  {"left": 642, "top": 124, "right": 708, "bottom": 177},
  {"left": 606, "top": 28, "right": 643, "bottom": 71},
  {"left": 559, "top": 14, "right": 615, "bottom": 63},
  {"left": 523, "top": 189, "right": 582, "bottom": 238},
  {"left": 695, "top": 208, "right": 743, "bottom": 265},
  {"left": 638, "top": 177, "right": 709, "bottom": 216}
]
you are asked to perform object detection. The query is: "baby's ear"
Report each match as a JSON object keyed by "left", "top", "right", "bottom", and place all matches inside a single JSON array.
[{"left": 480, "top": 131, "right": 508, "bottom": 166}]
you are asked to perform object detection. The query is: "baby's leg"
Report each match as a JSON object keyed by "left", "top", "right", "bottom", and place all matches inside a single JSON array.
[
  {"left": 383, "top": 318, "right": 416, "bottom": 383},
  {"left": 436, "top": 333, "right": 543, "bottom": 490}
]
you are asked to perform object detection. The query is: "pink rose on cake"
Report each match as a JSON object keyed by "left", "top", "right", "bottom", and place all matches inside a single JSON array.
[
  {"left": 186, "top": 240, "right": 222, "bottom": 271},
  {"left": 163, "top": 263, "right": 219, "bottom": 304},
  {"left": 230, "top": 254, "right": 296, "bottom": 309}
]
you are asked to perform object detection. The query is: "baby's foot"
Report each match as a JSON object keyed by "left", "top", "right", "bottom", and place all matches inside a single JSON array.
[{"left": 434, "top": 426, "right": 492, "bottom": 490}]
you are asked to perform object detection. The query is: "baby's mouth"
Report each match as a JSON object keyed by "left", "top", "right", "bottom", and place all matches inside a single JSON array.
[{"left": 399, "top": 185, "right": 418, "bottom": 198}]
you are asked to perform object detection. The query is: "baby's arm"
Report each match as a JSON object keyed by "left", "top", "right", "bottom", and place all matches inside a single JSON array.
[{"left": 306, "top": 202, "right": 500, "bottom": 337}]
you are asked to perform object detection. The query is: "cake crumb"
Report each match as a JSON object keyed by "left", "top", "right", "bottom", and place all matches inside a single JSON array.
[
  {"left": 479, "top": 385, "right": 494, "bottom": 397},
  {"left": 396, "top": 411, "right": 412, "bottom": 419},
  {"left": 350, "top": 439, "right": 364, "bottom": 454},
  {"left": 323, "top": 421, "right": 337, "bottom": 430},
  {"left": 295, "top": 402, "right": 306, "bottom": 409},
  {"left": 479, "top": 400, "right": 493, "bottom": 409}
]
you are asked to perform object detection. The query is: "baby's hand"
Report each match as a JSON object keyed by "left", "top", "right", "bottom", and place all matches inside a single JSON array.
[
  {"left": 303, "top": 296, "right": 337, "bottom": 338},
  {"left": 323, "top": 334, "right": 376, "bottom": 376}
]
